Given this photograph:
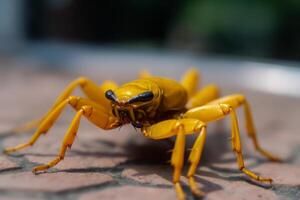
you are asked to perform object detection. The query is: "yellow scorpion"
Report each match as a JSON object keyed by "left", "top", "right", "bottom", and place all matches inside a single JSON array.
[{"left": 4, "top": 68, "right": 280, "bottom": 199}]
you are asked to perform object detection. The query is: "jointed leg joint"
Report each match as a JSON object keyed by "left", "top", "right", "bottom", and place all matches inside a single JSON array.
[{"left": 142, "top": 118, "right": 207, "bottom": 199}]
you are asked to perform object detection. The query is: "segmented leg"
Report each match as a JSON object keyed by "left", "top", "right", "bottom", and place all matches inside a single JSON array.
[
  {"left": 184, "top": 99, "right": 275, "bottom": 183},
  {"left": 142, "top": 118, "right": 206, "bottom": 200},
  {"left": 187, "top": 124, "right": 207, "bottom": 196},
  {"left": 180, "top": 68, "right": 200, "bottom": 98},
  {"left": 11, "top": 77, "right": 118, "bottom": 133},
  {"left": 33, "top": 106, "right": 86, "bottom": 172},
  {"left": 207, "top": 94, "right": 281, "bottom": 162},
  {"left": 186, "top": 84, "right": 220, "bottom": 109},
  {"left": 4, "top": 96, "right": 119, "bottom": 153},
  {"left": 172, "top": 124, "right": 186, "bottom": 200}
]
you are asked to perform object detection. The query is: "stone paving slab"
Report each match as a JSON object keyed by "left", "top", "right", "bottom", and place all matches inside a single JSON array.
[
  {"left": 79, "top": 186, "right": 177, "bottom": 200},
  {"left": 0, "top": 156, "right": 20, "bottom": 172},
  {"left": 121, "top": 166, "right": 173, "bottom": 186},
  {"left": 0, "top": 172, "right": 113, "bottom": 192},
  {"left": 0, "top": 66, "right": 299, "bottom": 200}
]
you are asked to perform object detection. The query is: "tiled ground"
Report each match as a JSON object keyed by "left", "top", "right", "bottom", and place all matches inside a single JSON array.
[{"left": 0, "top": 65, "right": 299, "bottom": 200}]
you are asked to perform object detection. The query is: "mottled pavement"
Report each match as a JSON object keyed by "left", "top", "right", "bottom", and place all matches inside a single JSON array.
[{"left": 0, "top": 66, "right": 299, "bottom": 200}]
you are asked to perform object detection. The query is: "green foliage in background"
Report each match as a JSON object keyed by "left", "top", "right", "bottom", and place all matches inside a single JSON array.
[{"left": 178, "top": 0, "right": 300, "bottom": 57}]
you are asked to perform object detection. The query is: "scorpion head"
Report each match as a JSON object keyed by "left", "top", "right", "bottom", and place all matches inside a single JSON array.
[{"left": 104, "top": 80, "right": 162, "bottom": 128}]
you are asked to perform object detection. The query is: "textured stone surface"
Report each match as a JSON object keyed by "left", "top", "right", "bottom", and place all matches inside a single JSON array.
[
  {"left": 253, "top": 163, "right": 300, "bottom": 185},
  {"left": 79, "top": 186, "right": 177, "bottom": 200},
  {"left": 121, "top": 166, "right": 173, "bottom": 186},
  {"left": 0, "top": 172, "right": 113, "bottom": 192},
  {"left": 0, "top": 65, "right": 299, "bottom": 200},
  {"left": 196, "top": 167, "right": 279, "bottom": 200},
  {"left": 0, "top": 156, "right": 19, "bottom": 171},
  {"left": 26, "top": 155, "right": 128, "bottom": 171}
]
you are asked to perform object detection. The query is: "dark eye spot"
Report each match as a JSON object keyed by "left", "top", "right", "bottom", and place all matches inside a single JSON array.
[
  {"left": 105, "top": 90, "right": 117, "bottom": 102},
  {"left": 128, "top": 91, "right": 154, "bottom": 103},
  {"left": 139, "top": 91, "right": 154, "bottom": 101}
]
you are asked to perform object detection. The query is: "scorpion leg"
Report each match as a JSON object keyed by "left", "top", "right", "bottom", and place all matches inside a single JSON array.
[
  {"left": 184, "top": 102, "right": 274, "bottom": 183},
  {"left": 180, "top": 68, "right": 200, "bottom": 98},
  {"left": 172, "top": 123, "right": 186, "bottom": 200},
  {"left": 186, "top": 84, "right": 220, "bottom": 109},
  {"left": 187, "top": 123, "right": 206, "bottom": 196},
  {"left": 4, "top": 96, "right": 118, "bottom": 153},
  {"left": 181, "top": 68, "right": 220, "bottom": 108},
  {"left": 32, "top": 100, "right": 118, "bottom": 173},
  {"left": 11, "top": 77, "right": 118, "bottom": 133},
  {"left": 32, "top": 106, "right": 85, "bottom": 173},
  {"left": 207, "top": 94, "right": 281, "bottom": 162},
  {"left": 142, "top": 118, "right": 206, "bottom": 200}
]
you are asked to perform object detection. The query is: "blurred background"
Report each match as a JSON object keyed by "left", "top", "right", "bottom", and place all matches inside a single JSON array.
[
  {"left": 1, "top": 0, "right": 300, "bottom": 60},
  {"left": 0, "top": 0, "right": 299, "bottom": 97}
]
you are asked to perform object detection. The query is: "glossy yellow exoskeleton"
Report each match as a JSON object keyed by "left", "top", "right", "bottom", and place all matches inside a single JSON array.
[{"left": 4, "top": 68, "right": 280, "bottom": 200}]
